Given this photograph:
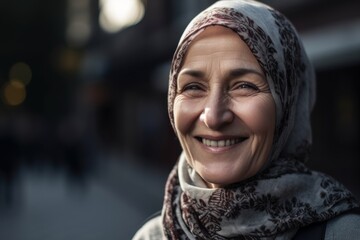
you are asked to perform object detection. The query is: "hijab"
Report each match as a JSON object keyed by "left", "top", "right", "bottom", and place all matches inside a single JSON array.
[{"left": 163, "top": 0, "right": 358, "bottom": 239}]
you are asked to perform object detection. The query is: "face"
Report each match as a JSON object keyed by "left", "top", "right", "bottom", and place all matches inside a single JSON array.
[{"left": 173, "top": 26, "right": 276, "bottom": 188}]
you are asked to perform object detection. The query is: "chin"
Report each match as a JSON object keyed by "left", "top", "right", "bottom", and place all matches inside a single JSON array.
[
  {"left": 200, "top": 171, "right": 246, "bottom": 188},
  {"left": 192, "top": 159, "right": 253, "bottom": 188}
]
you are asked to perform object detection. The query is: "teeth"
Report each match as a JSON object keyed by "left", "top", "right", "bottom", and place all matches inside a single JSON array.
[{"left": 201, "top": 138, "right": 242, "bottom": 147}]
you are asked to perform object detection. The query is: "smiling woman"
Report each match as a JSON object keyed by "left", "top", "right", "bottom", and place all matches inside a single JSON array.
[{"left": 133, "top": 0, "right": 360, "bottom": 239}]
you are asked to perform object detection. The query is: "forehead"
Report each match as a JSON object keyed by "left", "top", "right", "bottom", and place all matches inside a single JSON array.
[{"left": 181, "top": 26, "right": 261, "bottom": 71}]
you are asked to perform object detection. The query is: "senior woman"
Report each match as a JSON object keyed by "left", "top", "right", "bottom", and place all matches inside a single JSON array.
[{"left": 133, "top": 0, "right": 359, "bottom": 239}]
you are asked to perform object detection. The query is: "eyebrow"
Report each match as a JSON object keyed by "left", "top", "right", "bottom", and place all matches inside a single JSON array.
[
  {"left": 227, "top": 68, "right": 265, "bottom": 79},
  {"left": 178, "top": 67, "right": 265, "bottom": 80},
  {"left": 178, "top": 69, "right": 205, "bottom": 78}
]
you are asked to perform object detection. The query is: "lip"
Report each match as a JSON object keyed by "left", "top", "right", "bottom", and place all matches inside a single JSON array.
[
  {"left": 196, "top": 134, "right": 241, "bottom": 140},
  {"left": 194, "top": 134, "right": 248, "bottom": 153}
]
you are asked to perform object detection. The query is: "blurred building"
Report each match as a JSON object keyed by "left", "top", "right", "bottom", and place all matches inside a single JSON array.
[{"left": 83, "top": 0, "right": 360, "bottom": 194}]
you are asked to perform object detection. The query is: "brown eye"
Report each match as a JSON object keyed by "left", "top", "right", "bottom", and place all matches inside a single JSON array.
[
  {"left": 178, "top": 82, "right": 206, "bottom": 98},
  {"left": 182, "top": 83, "right": 204, "bottom": 92},
  {"left": 235, "top": 82, "right": 259, "bottom": 91}
]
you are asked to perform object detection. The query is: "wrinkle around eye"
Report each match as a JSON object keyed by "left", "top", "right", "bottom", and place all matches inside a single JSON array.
[
  {"left": 179, "top": 87, "right": 207, "bottom": 98},
  {"left": 232, "top": 82, "right": 259, "bottom": 91},
  {"left": 177, "top": 78, "right": 208, "bottom": 97},
  {"left": 183, "top": 83, "right": 204, "bottom": 91},
  {"left": 229, "top": 83, "right": 271, "bottom": 99}
]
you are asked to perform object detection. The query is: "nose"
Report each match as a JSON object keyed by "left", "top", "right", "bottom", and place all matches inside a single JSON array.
[{"left": 200, "top": 92, "right": 234, "bottom": 130}]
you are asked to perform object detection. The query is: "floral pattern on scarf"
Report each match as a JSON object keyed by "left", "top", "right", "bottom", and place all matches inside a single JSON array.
[{"left": 163, "top": 156, "right": 357, "bottom": 239}]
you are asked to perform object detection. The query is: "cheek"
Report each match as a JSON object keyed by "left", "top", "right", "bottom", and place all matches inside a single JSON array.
[
  {"left": 235, "top": 96, "right": 275, "bottom": 133},
  {"left": 173, "top": 97, "right": 203, "bottom": 135}
]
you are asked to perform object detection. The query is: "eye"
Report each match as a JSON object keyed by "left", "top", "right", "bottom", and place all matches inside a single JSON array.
[
  {"left": 178, "top": 82, "right": 206, "bottom": 97},
  {"left": 181, "top": 83, "right": 204, "bottom": 92},
  {"left": 234, "top": 82, "right": 259, "bottom": 91}
]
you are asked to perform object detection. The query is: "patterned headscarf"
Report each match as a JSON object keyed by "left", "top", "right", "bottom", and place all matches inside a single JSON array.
[
  {"left": 168, "top": 0, "right": 315, "bottom": 162},
  {"left": 163, "top": 0, "right": 358, "bottom": 239}
]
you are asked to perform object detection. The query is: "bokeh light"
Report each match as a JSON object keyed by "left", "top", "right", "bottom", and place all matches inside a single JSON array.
[
  {"left": 2, "top": 79, "right": 27, "bottom": 106},
  {"left": 99, "top": 0, "right": 145, "bottom": 33},
  {"left": 9, "top": 62, "right": 32, "bottom": 85},
  {"left": 66, "top": 0, "right": 91, "bottom": 46}
]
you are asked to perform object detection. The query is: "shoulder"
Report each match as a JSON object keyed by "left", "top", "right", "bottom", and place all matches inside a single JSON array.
[
  {"left": 325, "top": 210, "right": 360, "bottom": 240},
  {"left": 132, "top": 214, "right": 164, "bottom": 240}
]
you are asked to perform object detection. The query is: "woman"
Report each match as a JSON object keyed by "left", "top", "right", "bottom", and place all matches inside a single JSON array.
[{"left": 133, "top": 0, "right": 359, "bottom": 239}]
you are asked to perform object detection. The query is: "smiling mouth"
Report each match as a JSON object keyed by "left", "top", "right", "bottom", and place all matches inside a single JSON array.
[{"left": 196, "top": 137, "right": 247, "bottom": 148}]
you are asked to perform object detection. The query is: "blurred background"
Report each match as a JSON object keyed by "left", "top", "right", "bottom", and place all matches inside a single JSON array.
[{"left": 0, "top": 0, "right": 359, "bottom": 239}]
